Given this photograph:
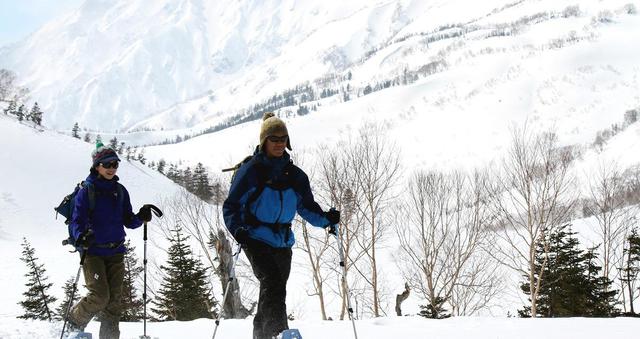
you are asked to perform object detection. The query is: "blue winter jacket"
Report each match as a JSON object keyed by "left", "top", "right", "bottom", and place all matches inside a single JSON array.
[
  {"left": 70, "top": 173, "right": 143, "bottom": 256},
  {"left": 223, "top": 150, "right": 330, "bottom": 248}
]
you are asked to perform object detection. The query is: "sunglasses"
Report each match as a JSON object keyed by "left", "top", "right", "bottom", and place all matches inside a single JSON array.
[
  {"left": 267, "top": 135, "right": 288, "bottom": 143},
  {"left": 100, "top": 161, "right": 119, "bottom": 169}
]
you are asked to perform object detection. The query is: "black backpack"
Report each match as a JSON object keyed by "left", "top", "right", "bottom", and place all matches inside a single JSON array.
[{"left": 54, "top": 181, "right": 123, "bottom": 247}]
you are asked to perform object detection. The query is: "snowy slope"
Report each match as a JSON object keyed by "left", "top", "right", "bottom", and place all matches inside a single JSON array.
[
  {"left": 1, "top": 314, "right": 639, "bottom": 339},
  {"left": 0, "top": 115, "right": 183, "bottom": 317}
]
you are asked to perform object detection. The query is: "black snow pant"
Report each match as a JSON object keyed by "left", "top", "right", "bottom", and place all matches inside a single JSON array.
[{"left": 243, "top": 240, "right": 292, "bottom": 339}]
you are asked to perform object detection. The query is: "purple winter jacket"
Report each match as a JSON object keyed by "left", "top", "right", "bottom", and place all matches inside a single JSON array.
[{"left": 70, "top": 173, "right": 142, "bottom": 256}]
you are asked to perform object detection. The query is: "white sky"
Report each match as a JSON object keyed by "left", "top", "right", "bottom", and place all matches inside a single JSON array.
[{"left": 0, "top": 0, "right": 83, "bottom": 47}]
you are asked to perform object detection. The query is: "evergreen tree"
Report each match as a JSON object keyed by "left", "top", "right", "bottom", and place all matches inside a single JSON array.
[
  {"left": 418, "top": 296, "right": 451, "bottom": 319},
  {"left": 121, "top": 240, "right": 144, "bottom": 321},
  {"left": 16, "top": 104, "right": 26, "bottom": 121},
  {"left": 519, "top": 224, "right": 619, "bottom": 317},
  {"left": 30, "top": 102, "right": 43, "bottom": 125},
  {"left": 151, "top": 226, "right": 216, "bottom": 321},
  {"left": 193, "top": 163, "right": 213, "bottom": 201},
  {"left": 18, "top": 238, "right": 57, "bottom": 321},
  {"left": 125, "top": 146, "right": 132, "bottom": 160},
  {"left": 157, "top": 159, "right": 166, "bottom": 174},
  {"left": 72, "top": 123, "right": 81, "bottom": 139},
  {"left": 620, "top": 227, "right": 640, "bottom": 315},
  {"left": 118, "top": 141, "right": 126, "bottom": 155},
  {"left": 54, "top": 276, "right": 80, "bottom": 320},
  {"left": 181, "top": 167, "right": 193, "bottom": 191},
  {"left": 583, "top": 247, "right": 618, "bottom": 316},
  {"left": 109, "top": 136, "right": 119, "bottom": 149},
  {"left": 166, "top": 163, "right": 178, "bottom": 181},
  {"left": 83, "top": 133, "right": 92, "bottom": 143},
  {"left": 137, "top": 148, "right": 146, "bottom": 165},
  {"left": 3, "top": 98, "right": 17, "bottom": 115}
]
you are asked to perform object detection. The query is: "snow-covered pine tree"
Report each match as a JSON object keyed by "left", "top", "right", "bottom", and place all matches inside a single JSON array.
[
  {"left": 4, "top": 98, "right": 17, "bottom": 115},
  {"left": 54, "top": 276, "right": 80, "bottom": 320},
  {"left": 121, "top": 240, "right": 144, "bottom": 321},
  {"left": 16, "top": 104, "right": 26, "bottom": 121},
  {"left": 83, "top": 133, "right": 91, "bottom": 143},
  {"left": 109, "top": 136, "right": 118, "bottom": 149},
  {"left": 18, "top": 237, "right": 57, "bottom": 321},
  {"left": 156, "top": 159, "right": 166, "bottom": 174},
  {"left": 181, "top": 166, "right": 193, "bottom": 191},
  {"left": 193, "top": 162, "right": 213, "bottom": 201},
  {"left": 30, "top": 102, "right": 43, "bottom": 125},
  {"left": 72, "top": 123, "right": 81, "bottom": 139},
  {"left": 137, "top": 148, "right": 146, "bottom": 165},
  {"left": 151, "top": 225, "right": 216, "bottom": 321}
]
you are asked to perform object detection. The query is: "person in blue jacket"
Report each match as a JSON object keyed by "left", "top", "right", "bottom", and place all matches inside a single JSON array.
[
  {"left": 67, "top": 142, "right": 153, "bottom": 339},
  {"left": 223, "top": 112, "right": 340, "bottom": 339}
]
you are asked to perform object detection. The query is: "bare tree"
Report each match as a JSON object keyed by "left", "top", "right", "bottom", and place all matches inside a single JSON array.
[
  {"left": 0, "top": 69, "right": 29, "bottom": 102},
  {"left": 489, "top": 128, "right": 576, "bottom": 317},
  {"left": 349, "top": 123, "right": 401, "bottom": 317},
  {"left": 296, "top": 218, "right": 334, "bottom": 319},
  {"left": 586, "top": 161, "right": 632, "bottom": 286},
  {"left": 314, "top": 142, "right": 367, "bottom": 320},
  {"left": 395, "top": 170, "right": 500, "bottom": 317}
]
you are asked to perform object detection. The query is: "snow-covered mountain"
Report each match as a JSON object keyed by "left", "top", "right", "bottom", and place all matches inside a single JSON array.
[
  {"left": 0, "top": 0, "right": 478, "bottom": 131},
  {"left": 4, "top": 0, "right": 637, "bottom": 135}
]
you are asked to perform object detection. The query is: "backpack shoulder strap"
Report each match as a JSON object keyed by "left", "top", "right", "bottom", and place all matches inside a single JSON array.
[
  {"left": 82, "top": 181, "right": 96, "bottom": 214},
  {"left": 115, "top": 182, "right": 124, "bottom": 206}
]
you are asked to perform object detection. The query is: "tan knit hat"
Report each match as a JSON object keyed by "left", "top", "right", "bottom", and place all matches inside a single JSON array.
[{"left": 259, "top": 112, "right": 292, "bottom": 150}]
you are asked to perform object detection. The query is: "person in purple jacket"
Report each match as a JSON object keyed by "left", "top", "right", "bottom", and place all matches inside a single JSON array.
[{"left": 67, "top": 142, "right": 153, "bottom": 339}]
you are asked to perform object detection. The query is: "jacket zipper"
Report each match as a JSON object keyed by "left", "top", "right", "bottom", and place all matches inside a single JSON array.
[{"left": 276, "top": 190, "right": 284, "bottom": 223}]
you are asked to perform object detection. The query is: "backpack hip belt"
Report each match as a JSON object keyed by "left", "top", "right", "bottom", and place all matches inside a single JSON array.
[
  {"left": 244, "top": 213, "right": 292, "bottom": 242},
  {"left": 93, "top": 239, "right": 125, "bottom": 249}
]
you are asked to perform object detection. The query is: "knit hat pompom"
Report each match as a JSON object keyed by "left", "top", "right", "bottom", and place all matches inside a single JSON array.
[
  {"left": 263, "top": 111, "right": 276, "bottom": 121},
  {"left": 259, "top": 111, "right": 292, "bottom": 151},
  {"left": 91, "top": 141, "right": 120, "bottom": 166}
]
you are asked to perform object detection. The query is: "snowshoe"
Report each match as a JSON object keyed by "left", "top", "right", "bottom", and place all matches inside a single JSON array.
[
  {"left": 67, "top": 332, "right": 92, "bottom": 339},
  {"left": 276, "top": 329, "right": 302, "bottom": 339}
]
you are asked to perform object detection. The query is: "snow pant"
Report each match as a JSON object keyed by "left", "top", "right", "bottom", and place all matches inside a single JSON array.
[
  {"left": 243, "top": 240, "right": 292, "bottom": 339},
  {"left": 69, "top": 252, "right": 125, "bottom": 339}
]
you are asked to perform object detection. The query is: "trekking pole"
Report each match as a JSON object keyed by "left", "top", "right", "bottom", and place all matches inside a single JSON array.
[
  {"left": 140, "top": 221, "right": 150, "bottom": 339},
  {"left": 140, "top": 205, "right": 162, "bottom": 339},
  {"left": 60, "top": 249, "right": 88, "bottom": 339},
  {"left": 212, "top": 244, "right": 243, "bottom": 339},
  {"left": 330, "top": 208, "right": 358, "bottom": 339}
]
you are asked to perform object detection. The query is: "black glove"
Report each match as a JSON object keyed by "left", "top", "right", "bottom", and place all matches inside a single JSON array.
[
  {"left": 327, "top": 224, "right": 337, "bottom": 236},
  {"left": 325, "top": 209, "right": 340, "bottom": 225},
  {"left": 234, "top": 227, "right": 250, "bottom": 245},
  {"left": 76, "top": 230, "right": 95, "bottom": 249},
  {"left": 137, "top": 205, "right": 152, "bottom": 222}
]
